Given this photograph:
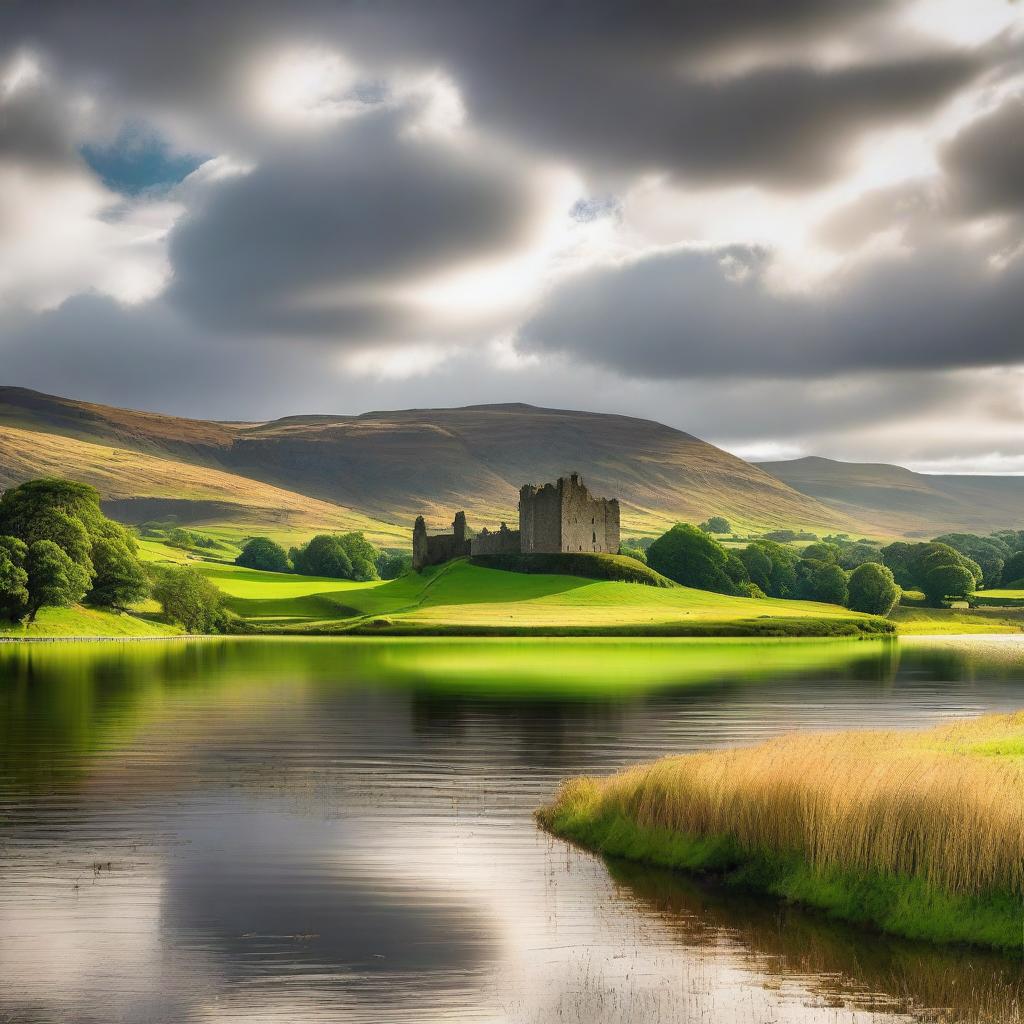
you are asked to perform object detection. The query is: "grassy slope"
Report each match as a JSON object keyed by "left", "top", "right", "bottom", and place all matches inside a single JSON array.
[
  {"left": 758, "top": 455, "right": 1024, "bottom": 536},
  {"left": 0, "top": 605, "right": 181, "bottom": 638},
  {"left": 538, "top": 712, "right": 1024, "bottom": 951},
  {"left": 0, "top": 422, "right": 405, "bottom": 547},
  {"left": 191, "top": 558, "right": 890, "bottom": 636},
  {"left": 0, "top": 387, "right": 860, "bottom": 539}
]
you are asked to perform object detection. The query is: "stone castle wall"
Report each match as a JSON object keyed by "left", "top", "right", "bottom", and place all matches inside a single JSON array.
[
  {"left": 519, "top": 473, "right": 620, "bottom": 554},
  {"left": 470, "top": 522, "right": 521, "bottom": 556},
  {"left": 412, "top": 511, "right": 471, "bottom": 570},
  {"left": 413, "top": 475, "right": 620, "bottom": 568}
]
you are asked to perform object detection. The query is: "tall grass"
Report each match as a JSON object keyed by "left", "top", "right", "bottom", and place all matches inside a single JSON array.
[{"left": 539, "top": 712, "right": 1024, "bottom": 947}]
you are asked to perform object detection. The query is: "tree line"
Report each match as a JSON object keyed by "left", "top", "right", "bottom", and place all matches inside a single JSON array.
[
  {"left": 0, "top": 479, "right": 227, "bottom": 632},
  {"left": 236, "top": 533, "right": 411, "bottom": 580}
]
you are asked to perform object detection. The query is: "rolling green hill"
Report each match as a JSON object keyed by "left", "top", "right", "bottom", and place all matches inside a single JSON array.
[
  {"left": 0, "top": 386, "right": 855, "bottom": 538},
  {"left": 758, "top": 456, "right": 1024, "bottom": 537}
]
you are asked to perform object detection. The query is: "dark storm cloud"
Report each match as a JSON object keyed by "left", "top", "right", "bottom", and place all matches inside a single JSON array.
[
  {"left": 0, "top": 0, "right": 993, "bottom": 186},
  {"left": 942, "top": 94, "right": 1024, "bottom": 215},
  {"left": 0, "top": 65, "right": 78, "bottom": 169},
  {"left": 166, "top": 111, "right": 544, "bottom": 335},
  {"left": 519, "top": 243, "right": 1024, "bottom": 378}
]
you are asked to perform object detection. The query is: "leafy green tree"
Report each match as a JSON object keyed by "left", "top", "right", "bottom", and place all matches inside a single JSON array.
[
  {"left": 847, "top": 563, "right": 901, "bottom": 615},
  {"left": 836, "top": 542, "right": 883, "bottom": 570},
  {"left": 810, "top": 563, "right": 848, "bottom": 605},
  {"left": 880, "top": 542, "right": 917, "bottom": 588},
  {"left": 724, "top": 552, "right": 749, "bottom": 587},
  {"left": 290, "top": 532, "right": 380, "bottom": 581},
  {"left": 0, "top": 479, "right": 106, "bottom": 542},
  {"left": 86, "top": 532, "right": 149, "bottom": 609},
  {"left": 801, "top": 542, "right": 840, "bottom": 564},
  {"left": 698, "top": 516, "right": 732, "bottom": 534},
  {"left": 738, "top": 543, "right": 772, "bottom": 593},
  {"left": 0, "top": 536, "right": 29, "bottom": 622},
  {"left": 151, "top": 566, "right": 226, "bottom": 633},
  {"left": 377, "top": 550, "right": 413, "bottom": 579},
  {"left": 646, "top": 524, "right": 740, "bottom": 595},
  {"left": 1002, "top": 550, "right": 1024, "bottom": 586},
  {"left": 915, "top": 544, "right": 982, "bottom": 588},
  {"left": 24, "top": 540, "right": 91, "bottom": 622},
  {"left": 739, "top": 540, "right": 799, "bottom": 598},
  {"left": 236, "top": 537, "right": 291, "bottom": 573},
  {"left": 922, "top": 563, "right": 976, "bottom": 606},
  {"left": 932, "top": 533, "right": 1006, "bottom": 590},
  {"left": 290, "top": 535, "right": 354, "bottom": 578}
]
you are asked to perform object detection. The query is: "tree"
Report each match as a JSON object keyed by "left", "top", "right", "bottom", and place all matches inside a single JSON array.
[
  {"left": 1002, "top": 550, "right": 1024, "bottom": 586},
  {"left": 836, "top": 542, "right": 883, "bottom": 570},
  {"left": 290, "top": 535, "right": 354, "bottom": 578},
  {"left": 24, "top": 540, "right": 91, "bottom": 622},
  {"left": 290, "top": 532, "right": 380, "bottom": 581},
  {"left": 377, "top": 550, "right": 413, "bottom": 579},
  {"left": 932, "top": 533, "right": 1007, "bottom": 590},
  {"left": 0, "top": 479, "right": 106, "bottom": 543},
  {"left": 922, "top": 563, "right": 976, "bottom": 606},
  {"left": 236, "top": 537, "right": 291, "bottom": 573},
  {"left": 0, "top": 536, "right": 29, "bottom": 623},
  {"left": 739, "top": 540, "right": 799, "bottom": 598},
  {"left": 847, "top": 563, "right": 901, "bottom": 615},
  {"left": 810, "top": 563, "right": 848, "bottom": 605},
  {"left": 801, "top": 542, "right": 840, "bottom": 564},
  {"left": 646, "top": 524, "right": 740, "bottom": 595},
  {"left": 152, "top": 566, "right": 226, "bottom": 633},
  {"left": 699, "top": 516, "right": 732, "bottom": 534},
  {"left": 86, "top": 533, "right": 149, "bottom": 609}
]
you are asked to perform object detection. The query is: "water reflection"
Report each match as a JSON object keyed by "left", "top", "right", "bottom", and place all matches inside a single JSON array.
[{"left": 1, "top": 636, "right": 1023, "bottom": 1023}]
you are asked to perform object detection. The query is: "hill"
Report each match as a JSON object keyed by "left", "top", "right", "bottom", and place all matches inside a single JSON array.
[
  {"left": 0, "top": 387, "right": 854, "bottom": 539},
  {"left": 758, "top": 456, "right": 1024, "bottom": 537}
]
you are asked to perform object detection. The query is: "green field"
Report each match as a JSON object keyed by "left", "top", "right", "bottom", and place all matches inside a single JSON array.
[
  {"left": 538, "top": 711, "right": 1024, "bottom": 951},
  {"left": 188, "top": 558, "right": 891, "bottom": 637},
  {"left": 0, "top": 605, "right": 181, "bottom": 639}
]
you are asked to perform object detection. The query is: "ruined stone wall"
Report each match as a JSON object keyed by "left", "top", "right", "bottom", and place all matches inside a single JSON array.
[
  {"left": 519, "top": 482, "right": 563, "bottom": 553},
  {"left": 470, "top": 523, "right": 521, "bottom": 556},
  {"left": 559, "top": 473, "right": 620, "bottom": 554},
  {"left": 412, "top": 511, "right": 472, "bottom": 570}
]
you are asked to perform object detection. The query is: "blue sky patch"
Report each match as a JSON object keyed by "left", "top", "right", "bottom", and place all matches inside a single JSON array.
[{"left": 81, "top": 123, "right": 207, "bottom": 196}]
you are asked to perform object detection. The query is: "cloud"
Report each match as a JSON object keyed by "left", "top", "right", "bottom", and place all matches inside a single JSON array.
[
  {"left": 518, "top": 241, "right": 1024, "bottom": 377},
  {"left": 166, "top": 109, "right": 560, "bottom": 339},
  {"left": 942, "top": 93, "right": 1024, "bottom": 216}
]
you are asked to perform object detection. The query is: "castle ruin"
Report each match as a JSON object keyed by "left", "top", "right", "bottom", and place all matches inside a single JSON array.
[{"left": 411, "top": 474, "right": 620, "bottom": 570}]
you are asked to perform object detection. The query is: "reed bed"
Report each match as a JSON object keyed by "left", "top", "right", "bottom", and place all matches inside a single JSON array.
[{"left": 538, "top": 712, "right": 1024, "bottom": 949}]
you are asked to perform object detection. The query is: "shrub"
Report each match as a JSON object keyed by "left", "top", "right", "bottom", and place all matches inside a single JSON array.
[
  {"left": 620, "top": 545, "right": 648, "bottom": 564},
  {"left": 152, "top": 566, "right": 226, "bottom": 633},
  {"left": 699, "top": 516, "right": 732, "bottom": 534},
  {"left": 236, "top": 537, "right": 291, "bottom": 573},
  {"left": 846, "top": 562, "right": 901, "bottom": 615},
  {"left": 647, "top": 524, "right": 740, "bottom": 595},
  {"left": 377, "top": 550, "right": 413, "bottom": 579}
]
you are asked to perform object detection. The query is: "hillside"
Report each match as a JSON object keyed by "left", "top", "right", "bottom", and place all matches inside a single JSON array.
[
  {"left": 758, "top": 456, "right": 1024, "bottom": 537},
  {"left": 0, "top": 387, "right": 853, "bottom": 538}
]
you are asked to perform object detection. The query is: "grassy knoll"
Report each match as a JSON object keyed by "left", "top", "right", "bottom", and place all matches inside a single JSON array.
[
  {"left": 196, "top": 559, "right": 892, "bottom": 636},
  {"left": 974, "top": 588, "right": 1024, "bottom": 608},
  {"left": 891, "top": 604, "right": 1024, "bottom": 634},
  {"left": 537, "top": 712, "right": 1024, "bottom": 951},
  {"left": 0, "top": 605, "right": 181, "bottom": 638}
]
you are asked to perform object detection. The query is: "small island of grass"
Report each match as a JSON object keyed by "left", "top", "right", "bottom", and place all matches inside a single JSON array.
[{"left": 537, "top": 712, "right": 1024, "bottom": 951}]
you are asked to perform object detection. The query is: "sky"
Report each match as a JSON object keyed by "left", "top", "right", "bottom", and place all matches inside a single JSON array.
[{"left": 0, "top": 0, "right": 1022, "bottom": 473}]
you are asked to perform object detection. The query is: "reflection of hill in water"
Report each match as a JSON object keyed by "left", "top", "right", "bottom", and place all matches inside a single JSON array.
[{"left": 606, "top": 859, "right": 1024, "bottom": 1024}]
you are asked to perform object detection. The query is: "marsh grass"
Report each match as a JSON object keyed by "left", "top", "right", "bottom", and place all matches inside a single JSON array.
[{"left": 538, "top": 712, "right": 1024, "bottom": 949}]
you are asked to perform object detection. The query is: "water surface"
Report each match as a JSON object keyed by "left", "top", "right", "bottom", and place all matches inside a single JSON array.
[{"left": 1, "top": 636, "right": 1023, "bottom": 1023}]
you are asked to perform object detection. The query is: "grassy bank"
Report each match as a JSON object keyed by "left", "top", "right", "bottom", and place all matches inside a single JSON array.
[
  {"left": 537, "top": 712, "right": 1024, "bottom": 951},
  {"left": 0, "top": 605, "right": 181, "bottom": 638},
  {"left": 194, "top": 559, "right": 892, "bottom": 636}
]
